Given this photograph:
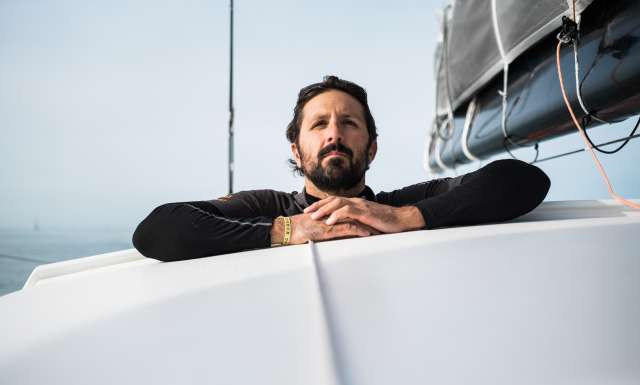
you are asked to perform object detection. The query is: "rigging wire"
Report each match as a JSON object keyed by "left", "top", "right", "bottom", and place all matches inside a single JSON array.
[
  {"left": 491, "top": 0, "right": 539, "bottom": 162},
  {"left": 569, "top": 12, "right": 632, "bottom": 154},
  {"left": 534, "top": 126, "right": 640, "bottom": 164},
  {"left": 573, "top": 38, "right": 610, "bottom": 125},
  {"left": 0, "top": 253, "right": 47, "bottom": 264},
  {"left": 581, "top": 114, "right": 640, "bottom": 154},
  {"left": 503, "top": 140, "right": 539, "bottom": 164},
  {"left": 556, "top": 0, "right": 639, "bottom": 209},
  {"left": 435, "top": 4, "right": 456, "bottom": 141},
  {"left": 556, "top": 39, "right": 640, "bottom": 210},
  {"left": 228, "top": 0, "right": 235, "bottom": 194}
]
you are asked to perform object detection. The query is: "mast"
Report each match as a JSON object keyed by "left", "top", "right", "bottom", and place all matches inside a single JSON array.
[{"left": 228, "top": 0, "right": 234, "bottom": 194}]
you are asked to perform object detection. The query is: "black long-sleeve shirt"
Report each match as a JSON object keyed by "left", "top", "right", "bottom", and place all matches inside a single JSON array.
[{"left": 132, "top": 159, "right": 550, "bottom": 262}]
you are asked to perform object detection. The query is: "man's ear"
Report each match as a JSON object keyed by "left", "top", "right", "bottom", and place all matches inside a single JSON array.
[
  {"left": 368, "top": 140, "right": 378, "bottom": 165},
  {"left": 291, "top": 143, "right": 302, "bottom": 167}
]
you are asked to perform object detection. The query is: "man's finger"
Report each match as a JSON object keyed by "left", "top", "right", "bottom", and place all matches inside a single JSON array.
[
  {"left": 331, "top": 208, "right": 386, "bottom": 234},
  {"left": 339, "top": 222, "right": 371, "bottom": 237},
  {"left": 354, "top": 221, "right": 381, "bottom": 235},
  {"left": 310, "top": 198, "right": 347, "bottom": 220},
  {"left": 303, "top": 201, "right": 319, "bottom": 213},
  {"left": 325, "top": 205, "right": 355, "bottom": 225},
  {"left": 327, "top": 205, "right": 380, "bottom": 229},
  {"left": 304, "top": 196, "right": 335, "bottom": 214},
  {"left": 326, "top": 222, "right": 370, "bottom": 239}
]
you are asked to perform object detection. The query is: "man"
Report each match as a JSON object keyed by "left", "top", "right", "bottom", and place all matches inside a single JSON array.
[{"left": 133, "top": 76, "right": 550, "bottom": 262}]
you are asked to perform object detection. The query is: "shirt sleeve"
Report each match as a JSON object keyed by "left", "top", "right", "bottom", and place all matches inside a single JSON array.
[
  {"left": 376, "top": 159, "right": 551, "bottom": 229},
  {"left": 132, "top": 191, "right": 281, "bottom": 262}
]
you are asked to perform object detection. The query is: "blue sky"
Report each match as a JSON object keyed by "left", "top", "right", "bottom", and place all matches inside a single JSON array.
[{"left": 1, "top": 0, "right": 638, "bottom": 230}]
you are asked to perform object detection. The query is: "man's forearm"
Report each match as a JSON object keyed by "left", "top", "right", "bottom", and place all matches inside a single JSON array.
[
  {"left": 133, "top": 201, "right": 273, "bottom": 261},
  {"left": 414, "top": 159, "right": 550, "bottom": 229},
  {"left": 270, "top": 217, "right": 284, "bottom": 246},
  {"left": 397, "top": 206, "right": 426, "bottom": 230}
]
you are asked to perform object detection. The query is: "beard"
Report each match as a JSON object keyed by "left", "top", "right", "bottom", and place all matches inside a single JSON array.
[{"left": 300, "top": 142, "right": 369, "bottom": 193}]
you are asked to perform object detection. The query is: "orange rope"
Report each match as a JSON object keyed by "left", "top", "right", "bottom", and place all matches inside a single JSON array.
[{"left": 555, "top": 41, "right": 640, "bottom": 209}]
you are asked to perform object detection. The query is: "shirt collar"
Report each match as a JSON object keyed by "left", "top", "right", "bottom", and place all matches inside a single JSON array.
[{"left": 300, "top": 186, "right": 376, "bottom": 207}]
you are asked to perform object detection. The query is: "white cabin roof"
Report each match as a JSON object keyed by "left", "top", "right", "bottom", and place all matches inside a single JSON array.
[{"left": 1, "top": 199, "right": 639, "bottom": 385}]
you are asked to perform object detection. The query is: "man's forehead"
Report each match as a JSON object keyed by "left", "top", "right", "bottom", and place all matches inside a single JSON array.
[{"left": 302, "top": 90, "right": 365, "bottom": 120}]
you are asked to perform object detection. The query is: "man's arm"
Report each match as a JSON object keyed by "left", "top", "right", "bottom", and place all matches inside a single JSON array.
[
  {"left": 409, "top": 159, "right": 550, "bottom": 229},
  {"left": 133, "top": 192, "right": 375, "bottom": 262},
  {"left": 306, "top": 159, "right": 550, "bottom": 230},
  {"left": 132, "top": 200, "right": 275, "bottom": 262}
]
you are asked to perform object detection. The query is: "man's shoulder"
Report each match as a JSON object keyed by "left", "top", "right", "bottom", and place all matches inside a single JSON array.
[
  {"left": 211, "top": 188, "right": 303, "bottom": 217},
  {"left": 213, "top": 189, "right": 296, "bottom": 203}
]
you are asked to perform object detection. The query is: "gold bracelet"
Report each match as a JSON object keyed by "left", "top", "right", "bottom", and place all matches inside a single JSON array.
[{"left": 281, "top": 216, "right": 292, "bottom": 245}]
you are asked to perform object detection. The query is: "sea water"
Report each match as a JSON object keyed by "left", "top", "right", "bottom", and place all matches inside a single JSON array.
[{"left": 0, "top": 227, "right": 133, "bottom": 296}]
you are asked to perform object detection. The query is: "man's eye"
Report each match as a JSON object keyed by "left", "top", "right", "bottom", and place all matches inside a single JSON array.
[
  {"left": 343, "top": 120, "right": 357, "bottom": 126},
  {"left": 312, "top": 121, "right": 326, "bottom": 129}
]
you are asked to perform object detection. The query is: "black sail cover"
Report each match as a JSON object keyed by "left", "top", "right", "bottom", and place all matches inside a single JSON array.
[{"left": 426, "top": 0, "right": 638, "bottom": 173}]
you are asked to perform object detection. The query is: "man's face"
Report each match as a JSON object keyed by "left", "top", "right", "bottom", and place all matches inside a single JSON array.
[{"left": 292, "top": 90, "right": 377, "bottom": 193}]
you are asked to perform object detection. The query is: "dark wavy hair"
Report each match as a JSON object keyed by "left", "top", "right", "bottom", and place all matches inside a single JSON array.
[{"left": 286, "top": 75, "right": 378, "bottom": 176}]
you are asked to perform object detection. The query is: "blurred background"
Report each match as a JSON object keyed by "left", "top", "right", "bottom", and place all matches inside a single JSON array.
[{"left": 1, "top": 0, "right": 638, "bottom": 295}]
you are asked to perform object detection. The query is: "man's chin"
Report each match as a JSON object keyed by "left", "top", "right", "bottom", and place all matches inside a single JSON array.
[
  {"left": 323, "top": 161, "right": 351, "bottom": 177},
  {"left": 303, "top": 156, "right": 366, "bottom": 192},
  {"left": 323, "top": 156, "right": 349, "bottom": 168}
]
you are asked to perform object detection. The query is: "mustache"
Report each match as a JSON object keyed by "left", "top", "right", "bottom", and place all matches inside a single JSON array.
[{"left": 318, "top": 143, "right": 354, "bottom": 159}]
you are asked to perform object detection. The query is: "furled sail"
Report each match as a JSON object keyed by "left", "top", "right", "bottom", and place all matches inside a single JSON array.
[{"left": 427, "top": 0, "right": 640, "bottom": 173}]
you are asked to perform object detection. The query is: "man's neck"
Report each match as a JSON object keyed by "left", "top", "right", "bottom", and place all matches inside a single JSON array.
[{"left": 303, "top": 178, "right": 367, "bottom": 199}]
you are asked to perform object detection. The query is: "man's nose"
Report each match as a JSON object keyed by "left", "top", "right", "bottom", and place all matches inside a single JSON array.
[{"left": 325, "top": 118, "right": 343, "bottom": 144}]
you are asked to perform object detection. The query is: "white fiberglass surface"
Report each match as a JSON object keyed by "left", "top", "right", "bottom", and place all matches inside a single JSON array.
[
  {"left": 0, "top": 201, "right": 639, "bottom": 385},
  {"left": 314, "top": 219, "right": 640, "bottom": 385},
  {"left": 0, "top": 245, "right": 338, "bottom": 385}
]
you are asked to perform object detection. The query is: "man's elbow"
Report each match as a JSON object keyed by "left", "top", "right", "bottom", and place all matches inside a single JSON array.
[
  {"left": 488, "top": 159, "right": 551, "bottom": 216},
  {"left": 132, "top": 204, "right": 193, "bottom": 262},
  {"left": 514, "top": 159, "right": 550, "bottom": 209}
]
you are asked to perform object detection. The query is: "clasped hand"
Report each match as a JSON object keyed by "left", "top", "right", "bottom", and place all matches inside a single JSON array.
[{"left": 288, "top": 196, "right": 425, "bottom": 244}]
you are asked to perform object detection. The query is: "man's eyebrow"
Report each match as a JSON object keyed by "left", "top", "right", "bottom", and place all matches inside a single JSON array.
[
  {"left": 308, "top": 112, "right": 329, "bottom": 121},
  {"left": 305, "top": 112, "right": 364, "bottom": 123}
]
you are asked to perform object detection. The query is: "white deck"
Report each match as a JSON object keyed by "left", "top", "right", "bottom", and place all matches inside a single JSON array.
[{"left": 1, "top": 200, "right": 639, "bottom": 385}]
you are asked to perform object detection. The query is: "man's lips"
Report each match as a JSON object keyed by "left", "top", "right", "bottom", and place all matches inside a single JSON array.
[{"left": 324, "top": 151, "right": 349, "bottom": 158}]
